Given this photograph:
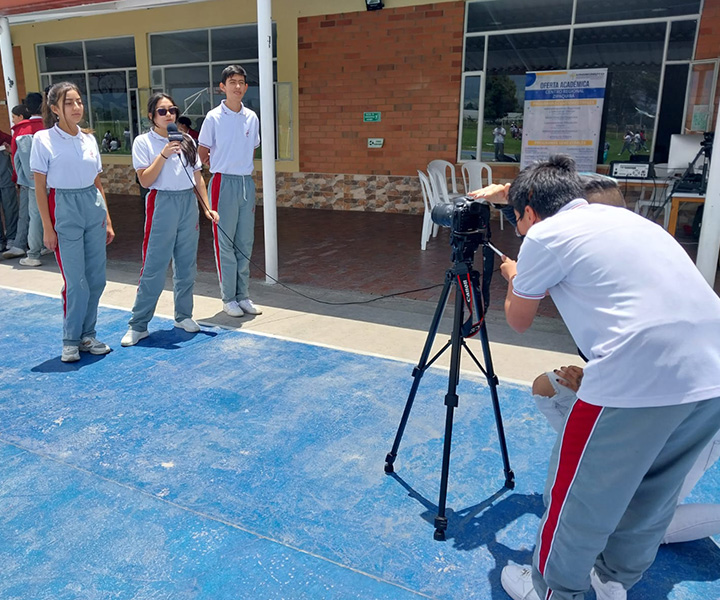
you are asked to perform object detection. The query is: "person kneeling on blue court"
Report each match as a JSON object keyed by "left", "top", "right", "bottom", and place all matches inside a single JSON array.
[
  {"left": 30, "top": 82, "right": 115, "bottom": 362},
  {"left": 198, "top": 65, "right": 262, "bottom": 318},
  {"left": 121, "top": 93, "right": 219, "bottom": 348},
  {"left": 470, "top": 155, "right": 720, "bottom": 600}
]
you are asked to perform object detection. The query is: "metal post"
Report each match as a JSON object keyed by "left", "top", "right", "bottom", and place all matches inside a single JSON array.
[
  {"left": 0, "top": 17, "right": 19, "bottom": 124},
  {"left": 257, "top": 0, "right": 278, "bottom": 283},
  {"left": 696, "top": 124, "right": 720, "bottom": 285}
]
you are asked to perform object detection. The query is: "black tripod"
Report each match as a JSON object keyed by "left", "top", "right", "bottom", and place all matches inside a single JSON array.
[{"left": 384, "top": 232, "right": 515, "bottom": 541}]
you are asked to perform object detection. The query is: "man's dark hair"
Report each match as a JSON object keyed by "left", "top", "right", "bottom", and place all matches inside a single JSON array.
[
  {"left": 177, "top": 116, "right": 192, "bottom": 127},
  {"left": 508, "top": 154, "right": 584, "bottom": 219},
  {"left": 24, "top": 92, "right": 43, "bottom": 115},
  {"left": 580, "top": 173, "right": 626, "bottom": 208},
  {"left": 220, "top": 64, "right": 248, "bottom": 84}
]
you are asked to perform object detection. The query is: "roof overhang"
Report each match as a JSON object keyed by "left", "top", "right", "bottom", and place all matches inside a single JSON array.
[{"left": 3, "top": 0, "right": 211, "bottom": 25}]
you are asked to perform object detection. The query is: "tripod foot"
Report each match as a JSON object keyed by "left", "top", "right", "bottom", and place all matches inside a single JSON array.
[
  {"left": 433, "top": 515, "right": 448, "bottom": 541},
  {"left": 384, "top": 452, "right": 396, "bottom": 474},
  {"left": 505, "top": 470, "right": 516, "bottom": 490}
]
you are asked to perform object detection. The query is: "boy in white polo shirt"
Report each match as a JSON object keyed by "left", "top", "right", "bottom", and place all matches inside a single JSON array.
[
  {"left": 198, "top": 65, "right": 261, "bottom": 317},
  {"left": 472, "top": 156, "right": 720, "bottom": 600}
]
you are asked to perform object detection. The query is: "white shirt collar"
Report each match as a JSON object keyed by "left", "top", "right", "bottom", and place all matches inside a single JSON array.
[
  {"left": 558, "top": 198, "right": 589, "bottom": 213},
  {"left": 53, "top": 124, "right": 81, "bottom": 139},
  {"left": 220, "top": 100, "right": 245, "bottom": 116}
]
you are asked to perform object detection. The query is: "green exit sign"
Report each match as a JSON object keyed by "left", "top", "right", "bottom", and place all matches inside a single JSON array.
[{"left": 363, "top": 112, "right": 381, "bottom": 122}]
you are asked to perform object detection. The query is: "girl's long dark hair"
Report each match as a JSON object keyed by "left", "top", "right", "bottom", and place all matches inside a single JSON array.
[
  {"left": 43, "top": 82, "right": 93, "bottom": 133},
  {"left": 147, "top": 92, "right": 197, "bottom": 166}
]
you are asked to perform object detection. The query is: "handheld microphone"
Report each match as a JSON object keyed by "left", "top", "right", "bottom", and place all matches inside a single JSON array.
[{"left": 166, "top": 122, "right": 184, "bottom": 143}]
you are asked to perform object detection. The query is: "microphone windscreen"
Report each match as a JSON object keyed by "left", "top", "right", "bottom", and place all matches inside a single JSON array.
[{"left": 166, "top": 121, "right": 184, "bottom": 142}]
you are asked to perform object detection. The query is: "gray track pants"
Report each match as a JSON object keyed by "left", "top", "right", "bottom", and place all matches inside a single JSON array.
[
  {"left": 128, "top": 189, "right": 199, "bottom": 332},
  {"left": 531, "top": 396, "right": 720, "bottom": 600},
  {"left": 209, "top": 173, "right": 256, "bottom": 303},
  {"left": 49, "top": 185, "right": 108, "bottom": 346}
]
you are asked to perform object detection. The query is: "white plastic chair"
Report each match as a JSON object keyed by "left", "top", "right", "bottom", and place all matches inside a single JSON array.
[
  {"left": 417, "top": 170, "right": 435, "bottom": 250},
  {"left": 461, "top": 160, "right": 504, "bottom": 230},
  {"left": 427, "top": 159, "right": 461, "bottom": 205}
]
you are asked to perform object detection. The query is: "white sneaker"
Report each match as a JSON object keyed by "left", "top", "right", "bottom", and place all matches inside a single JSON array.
[
  {"left": 40, "top": 247, "right": 54, "bottom": 256},
  {"left": 238, "top": 298, "right": 262, "bottom": 315},
  {"left": 501, "top": 565, "right": 541, "bottom": 600},
  {"left": 19, "top": 257, "right": 42, "bottom": 267},
  {"left": 591, "top": 568, "right": 627, "bottom": 600},
  {"left": 61, "top": 346, "right": 80, "bottom": 362},
  {"left": 80, "top": 336, "right": 111, "bottom": 355},
  {"left": 121, "top": 329, "right": 149, "bottom": 347},
  {"left": 174, "top": 318, "right": 200, "bottom": 333},
  {"left": 2, "top": 246, "right": 25, "bottom": 259},
  {"left": 223, "top": 300, "right": 245, "bottom": 317}
]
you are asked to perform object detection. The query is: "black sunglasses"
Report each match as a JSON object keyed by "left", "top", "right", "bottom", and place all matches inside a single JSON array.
[{"left": 156, "top": 107, "right": 179, "bottom": 116}]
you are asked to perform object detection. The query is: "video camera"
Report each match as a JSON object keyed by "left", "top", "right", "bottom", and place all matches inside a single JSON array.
[{"left": 431, "top": 197, "right": 491, "bottom": 262}]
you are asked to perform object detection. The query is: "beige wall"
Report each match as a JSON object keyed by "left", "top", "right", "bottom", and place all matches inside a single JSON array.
[{"left": 8, "top": 0, "right": 459, "bottom": 171}]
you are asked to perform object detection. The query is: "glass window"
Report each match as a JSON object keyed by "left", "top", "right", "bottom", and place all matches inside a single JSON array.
[
  {"left": 668, "top": 20, "right": 698, "bottom": 62},
  {"left": 85, "top": 37, "right": 135, "bottom": 70},
  {"left": 151, "top": 68, "right": 163, "bottom": 87},
  {"left": 460, "top": 74, "right": 483, "bottom": 160},
  {"left": 464, "top": 36, "right": 485, "bottom": 72},
  {"left": 212, "top": 24, "right": 277, "bottom": 62},
  {"left": 164, "top": 65, "right": 212, "bottom": 121},
  {"left": 89, "top": 71, "right": 130, "bottom": 154},
  {"left": 481, "top": 30, "right": 569, "bottom": 162},
  {"left": 129, "top": 69, "right": 138, "bottom": 89},
  {"left": 38, "top": 42, "right": 84, "bottom": 72},
  {"left": 571, "top": 23, "right": 665, "bottom": 161},
  {"left": 575, "top": 0, "right": 701, "bottom": 24},
  {"left": 467, "top": 0, "right": 572, "bottom": 33},
  {"left": 150, "top": 30, "right": 209, "bottom": 65}
]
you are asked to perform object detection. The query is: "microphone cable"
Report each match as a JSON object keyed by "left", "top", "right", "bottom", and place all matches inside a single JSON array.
[{"left": 173, "top": 148, "right": 443, "bottom": 306}]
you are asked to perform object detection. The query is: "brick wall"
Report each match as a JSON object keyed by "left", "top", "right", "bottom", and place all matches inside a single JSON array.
[{"left": 298, "top": 2, "right": 465, "bottom": 177}]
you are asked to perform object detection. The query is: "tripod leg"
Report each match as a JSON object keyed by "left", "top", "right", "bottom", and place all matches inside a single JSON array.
[
  {"left": 434, "top": 280, "right": 465, "bottom": 541},
  {"left": 478, "top": 318, "right": 515, "bottom": 489},
  {"left": 384, "top": 273, "right": 453, "bottom": 474}
]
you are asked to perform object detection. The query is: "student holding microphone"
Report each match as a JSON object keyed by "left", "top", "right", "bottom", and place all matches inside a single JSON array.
[{"left": 121, "top": 93, "right": 218, "bottom": 347}]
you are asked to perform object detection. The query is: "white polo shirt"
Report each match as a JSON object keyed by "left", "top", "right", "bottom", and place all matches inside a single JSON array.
[
  {"left": 30, "top": 125, "right": 102, "bottom": 189},
  {"left": 198, "top": 101, "right": 260, "bottom": 175},
  {"left": 132, "top": 129, "right": 201, "bottom": 191},
  {"left": 513, "top": 198, "right": 720, "bottom": 408}
]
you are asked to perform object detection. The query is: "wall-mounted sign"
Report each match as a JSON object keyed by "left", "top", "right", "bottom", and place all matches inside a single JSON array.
[
  {"left": 363, "top": 112, "right": 381, "bottom": 122},
  {"left": 367, "top": 138, "right": 384, "bottom": 148}
]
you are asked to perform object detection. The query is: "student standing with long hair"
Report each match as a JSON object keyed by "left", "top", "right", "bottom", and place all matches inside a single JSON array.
[
  {"left": 121, "top": 93, "right": 218, "bottom": 347},
  {"left": 30, "top": 82, "right": 115, "bottom": 362}
]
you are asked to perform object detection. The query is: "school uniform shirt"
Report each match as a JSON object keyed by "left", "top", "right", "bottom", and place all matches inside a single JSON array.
[
  {"left": 198, "top": 101, "right": 260, "bottom": 175},
  {"left": 512, "top": 198, "right": 720, "bottom": 409},
  {"left": 132, "top": 129, "right": 201, "bottom": 190},
  {"left": 30, "top": 125, "right": 102, "bottom": 189},
  {"left": 12, "top": 116, "right": 45, "bottom": 188}
]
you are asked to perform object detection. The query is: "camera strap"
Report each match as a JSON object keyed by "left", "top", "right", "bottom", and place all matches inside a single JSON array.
[{"left": 456, "top": 273, "right": 483, "bottom": 338}]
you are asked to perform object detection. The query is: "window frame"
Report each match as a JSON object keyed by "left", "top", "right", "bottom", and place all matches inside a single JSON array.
[{"left": 461, "top": 0, "right": 702, "bottom": 165}]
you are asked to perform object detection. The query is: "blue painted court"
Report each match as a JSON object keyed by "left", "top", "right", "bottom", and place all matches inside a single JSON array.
[{"left": 0, "top": 287, "right": 718, "bottom": 599}]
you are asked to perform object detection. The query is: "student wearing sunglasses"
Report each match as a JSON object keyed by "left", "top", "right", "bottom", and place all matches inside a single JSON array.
[{"left": 121, "top": 93, "right": 218, "bottom": 347}]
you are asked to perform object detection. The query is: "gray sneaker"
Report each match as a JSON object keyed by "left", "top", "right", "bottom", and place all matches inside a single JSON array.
[
  {"left": 19, "top": 257, "right": 42, "bottom": 267},
  {"left": 2, "top": 246, "right": 26, "bottom": 259},
  {"left": 79, "top": 336, "right": 111, "bottom": 355},
  {"left": 61, "top": 346, "right": 80, "bottom": 362}
]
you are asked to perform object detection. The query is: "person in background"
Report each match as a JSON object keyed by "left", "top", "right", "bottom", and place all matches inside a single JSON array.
[
  {"left": 493, "top": 122, "right": 507, "bottom": 161},
  {"left": 9, "top": 92, "right": 48, "bottom": 266},
  {"left": 0, "top": 128, "right": 17, "bottom": 253},
  {"left": 11, "top": 104, "right": 30, "bottom": 124},
  {"left": 30, "top": 82, "right": 115, "bottom": 362},
  {"left": 177, "top": 116, "right": 199, "bottom": 141}
]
